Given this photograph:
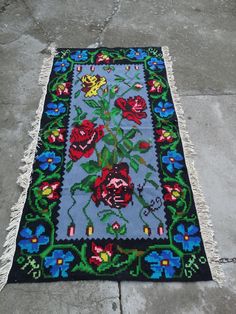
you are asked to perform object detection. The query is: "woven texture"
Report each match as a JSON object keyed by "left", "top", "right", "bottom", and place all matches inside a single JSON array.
[{"left": 3, "top": 47, "right": 215, "bottom": 284}]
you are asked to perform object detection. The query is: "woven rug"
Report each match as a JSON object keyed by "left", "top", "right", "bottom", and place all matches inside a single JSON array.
[{"left": 0, "top": 47, "right": 223, "bottom": 288}]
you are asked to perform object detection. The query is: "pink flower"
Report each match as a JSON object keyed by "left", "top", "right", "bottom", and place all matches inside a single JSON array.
[
  {"left": 48, "top": 129, "right": 66, "bottom": 143},
  {"left": 40, "top": 181, "right": 60, "bottom": 200},
  {"left": 56, "top": 82, "right": 71, "bottom": 96},
  {"left": 147, "top": 80, "right": 163, "bottom": 93},
  {"left": 164, "top": 183, "right": 182, "bottom": 201},
  {"left": 156, "top": 129, "right": 173, "bottom": 143},
  {"left": 89, "top": 242, "right": 113, "bottom": 266}
]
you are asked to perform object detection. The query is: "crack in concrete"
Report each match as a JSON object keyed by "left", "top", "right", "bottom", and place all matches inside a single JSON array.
[
  {"left": 118, "top": 282, "right": 123, "bottom": 314},
  {"left": 88, "top": 0, "right": 121, "bottom": 48}
]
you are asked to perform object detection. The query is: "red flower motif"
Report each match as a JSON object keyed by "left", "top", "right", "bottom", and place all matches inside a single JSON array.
[
  {"left": 48, "top": 128, "right": 66, "bottom": 143},
  {"left": 40, "top": 181, "right": 60, "bottom": 200},
  {"left": 115, "top": 96, "right": 147, "bottom": 125},
  {"left": 96, "top": 52, "right": 111, "bottom": 64},
  {"left": 92, "top": 163, "right": 134, "bottom": 209},
  {"left": 69, "top": 120, "right": 104, "bottom": 161},
  {"left": 112, "top": 222, "right": 120, "bottom": 230},
  {"left": 147, "top": 80, "right": 163, "bottom": 93},
  {"left": 139, "top": 141, "right": 150, "bottom": 150},
  {"left": 89, "top": 242, "right": 113, "bottom": 266},
  {"left": 156, "top": 129, "right": 173, "bottom": 143},
  {"left": 164, "top": 183, "right": 182, "bottom": 201},
  {"left": 56, "top": 82, "right": 71, "bottom": 96}
]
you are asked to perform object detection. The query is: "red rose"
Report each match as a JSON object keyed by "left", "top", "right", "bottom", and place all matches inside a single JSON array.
[
  {"left": 92, "top": 163, "right": 134, "bottom": 209},
  {"left": 69, "top": 120, "right": 104, "bottom": 161},
  {"left": 115, "top": 96, "right": 147, "bottom": 125}
]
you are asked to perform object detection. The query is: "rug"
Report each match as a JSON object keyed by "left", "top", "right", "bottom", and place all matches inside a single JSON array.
[{"left": 0, "top": 47, "right": 223, "bottom": 288}]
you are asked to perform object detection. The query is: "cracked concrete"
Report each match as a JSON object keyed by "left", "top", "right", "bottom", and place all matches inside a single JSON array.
[{"left": 0, "top": 0, "right": 236, "bottom": 313}]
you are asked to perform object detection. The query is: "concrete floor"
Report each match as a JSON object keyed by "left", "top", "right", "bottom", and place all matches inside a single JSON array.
[{"left": 0, "top": 0, "right": 236, "bottom": 313}]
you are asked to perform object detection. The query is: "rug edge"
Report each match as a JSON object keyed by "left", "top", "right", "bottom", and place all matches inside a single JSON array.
[
  {"left": 162, "top": 46, "right": 225, "bottom": 286},
  {"left": 0, "top": 45, "right": 57, "bottom": 292}
]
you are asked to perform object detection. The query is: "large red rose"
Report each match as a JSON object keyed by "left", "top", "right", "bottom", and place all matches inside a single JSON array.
[
  {"left": 92, "top": 163, "right": 134, "bottom": 209},
  {"left": 69, "top": 120, "right": 104, "bottom": 161},
  {"left": 115, "top": 96, "right": 147, "bottom": 125}
]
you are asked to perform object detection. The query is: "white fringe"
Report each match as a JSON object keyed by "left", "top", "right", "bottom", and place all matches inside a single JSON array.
[
  {"left": 162, "top": 46, "right": 225, "bottom": 286},
  {"left": 0, "top": 45, "right": 57, "bottom": 291},
  {"left": 0, "top": 46, "right": 224, "bottom": 290}
]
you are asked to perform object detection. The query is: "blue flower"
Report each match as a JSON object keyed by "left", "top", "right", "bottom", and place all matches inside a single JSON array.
[
  {"left": 148, "top": 57, "right": 165, "bottom": 70},
  {"left": 53, "top": 59, "right": 70, "bottom": 73},
  {"left": 71, "top": 50, "right": 88, "bottom": 61},
  {"left": 174, "top": 224, "right": 201, "bottom": 251},
  {"left": 162, "top": 150, "right": 184, "bottom": 173},
  {"left": 18, "top": 225, "right": 49, "bottom": 253},
  {"left": 36, "top": 151, "right": 61, "bottom": 171},
  {"left": 145, "top": 250, "right": 181, "bottom": 279},
  {"left": 154, "top": 101, "right": 174, "bottom": 118},
  {"left": 127, "top": 48, "right": 147, "bottom": 60},
  {"left": 44, "top": 250, "right": 74, "bottom": 278},
  {"left": 46, "top": 102, "right": 66, "bottom": 117}
]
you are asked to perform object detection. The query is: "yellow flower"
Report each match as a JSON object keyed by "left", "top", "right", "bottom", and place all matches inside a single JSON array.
[{"left": 81, "top": 74, "right": 107, "bottom": 97}]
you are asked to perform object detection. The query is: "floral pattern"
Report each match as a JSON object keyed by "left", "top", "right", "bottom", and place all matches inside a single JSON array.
[
  {"left": 89, "top": 242, "right": 113, "bottom": 266},
  {"left": 18, "top": 225, "right": 49, "bottom": 253},
  {"left": 69, "top": 120, "right": 104, "bottom": 161},
  {"left": 174, "top": 224, "right": 201, "bottom": 252},
  {"left": 44, "top": 250, "right": 74, "bottom": 278},
  {"left": 36, "top": 151, "right": 61, "bottom": 171},
  {"left": 92, "top": 163, "right": 134, "bottom": 209},
  {"left": 11, "top": 48, "right": 211, "bottom": 284},
  {"left": 145, "top": 250, "right": 181, "bottom": 279},
  {"left": 81, "top": 74, "right": 107, "bottom": 97},
  {"left": 46, "top": 102, "right": 66, "bottom": 117},
  {"left": 115, "top": 96, "right": 147, "bottom": 125}
]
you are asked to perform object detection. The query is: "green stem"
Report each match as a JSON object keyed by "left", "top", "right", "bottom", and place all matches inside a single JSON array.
[{"left": 82, "top": 199, "right": 92, "bottom": 225}]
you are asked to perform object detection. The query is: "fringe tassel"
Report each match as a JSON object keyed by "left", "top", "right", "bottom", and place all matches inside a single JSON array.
[
  {"left": 162, "top": 46, "right": 225, "bottom": 286},
  {"left": 0, "top": 45, "right": 57, "bottom": 291}
]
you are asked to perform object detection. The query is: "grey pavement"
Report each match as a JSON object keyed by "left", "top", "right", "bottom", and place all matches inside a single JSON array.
[{"left": 0, "top": 0, "right": 236, "bottom": 313}]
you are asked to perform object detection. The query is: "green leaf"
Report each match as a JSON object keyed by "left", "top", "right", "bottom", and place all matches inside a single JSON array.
[
  {"left": 70, "top": 175, "right": 97, "bottom": 194},
  {"left": 100, "top": 211, "right": 114, "bottom": 222},
  {"left": 132, "top": 154, "right": 146, "bottom": 165},
  {"left": 99, "top": 99, "right": 109, "bottom": 110},
  {"left": 110, "top": 107, "right": 121, "bottom": 117},
  {"left": 145, "top": 172, "right": 152, "bottom": 180},
  {"left": 146, "top": 179, "right": 159, "bottom": 189},
  {"left": 102, "top": 133, "right": 115, "bottom": 145},
  {"left": 93, "top": 108, "right": 102, "bottom": 116},
  {"left": 125, "top": 128, "right": 137, "bottom": 139},
  {"left": 123, "top": 139, "right": 133, "bottom": 150},
  {"left": 74, "top": 90, "right": 81, "bottom": 98},
  {"left": 114, "top": 75, "right": 125, "bottom": 82},
  {"left": 101, "top": 146, "right": 112, "bottom": 167},
  {"left": 66, "top": 160, "right": 74, "bottom": 172},
  {"left": 84, "top": 100, "right": 100, "bottom": 108},
  {"left": 101, "top": 112, "right": 111, "bottom": 121},
  {"left": 116, "top": 127, "right": 123, "bottom": 137},
  {"left": 106, "top": 224, "right": 116, "bottom": 235},
  {"left": 112, "top": 150, "right": 118, "bottom": 164},
  {"left": 130, "top": 159, "right": 139, "bottom": 173},
  {"left": 81, "top": 160, "right": 101, "bottom": 174},
  {"left": 119, "top": 224, "right": 127, "bottom": 235},
  {"left": 117, "top": 144, "right": 127, "bottom": 157}
]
